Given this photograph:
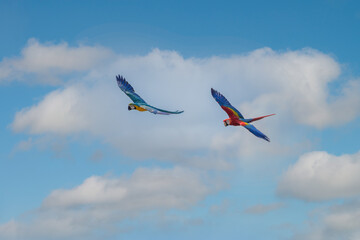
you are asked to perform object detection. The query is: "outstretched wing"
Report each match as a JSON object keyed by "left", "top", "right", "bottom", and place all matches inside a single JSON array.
[
  {"left": 142, "top": 104, "right": 184, "bottom": 115},
  {"left": 244, "top": 124, "right": 270, "bottom": 142},
  {"left": 211, "top": 88, "right": 244, "bottom": 119},
  {"left": 116, "top": 75, "right": 147, "bottom": 104}
]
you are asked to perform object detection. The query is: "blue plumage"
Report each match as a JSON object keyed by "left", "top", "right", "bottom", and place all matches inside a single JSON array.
[
  {"left": 116, "top": 75, "right": 134, "bottom": 92},
  {"left": 116, "top": 75, "right": 147, "bottom": 104},
  {"left": 244, "top": 124, "right": 270, "bottom": 142},
  {"left": 211, "top": 88, "right": 244, "bottom": 119},
  {"left": 116, "top": 75, "right": 183, "bottom": 115}
]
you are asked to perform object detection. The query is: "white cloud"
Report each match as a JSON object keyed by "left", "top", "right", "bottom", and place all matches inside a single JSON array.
[
  {"left": 278, "top": 151, "right": 360, "bottom": 201},
  {"left": 293, "top": 200, "right": 360, "bottom": 240},
  {"left": 12, "top": 86, "right": 90, "bottom": 134},
  {"left": 43, "top": 167, "right": 210, "bottom": 210},
  {"left": 8, "top": 42, "right": 360, "bottom": 168},
  {"left": 0, "top": 39, "right": 113, "bottom": 84},
  {"left": 0, "top": 167, "right": 213, "bottom": 240}
]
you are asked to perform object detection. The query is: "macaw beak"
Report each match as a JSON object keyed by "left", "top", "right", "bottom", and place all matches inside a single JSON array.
[{"left": 128, "top": 106, "right": 132, "bottom": 110}]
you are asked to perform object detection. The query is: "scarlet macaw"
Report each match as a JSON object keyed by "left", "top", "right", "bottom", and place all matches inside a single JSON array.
[
  {"left": 211, "top": 88, "right": 274, "bottom": 142},
  {"left": 116, "top": 75, "right": 183, "bottom": 115}
]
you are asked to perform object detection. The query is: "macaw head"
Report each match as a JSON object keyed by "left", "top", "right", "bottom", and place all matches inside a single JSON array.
[
  {"left": 223, "top": 118, "right": 230, "bottom": 127},
  {"left": 128, "top": 103, "right": 137, "bottom": 111}
]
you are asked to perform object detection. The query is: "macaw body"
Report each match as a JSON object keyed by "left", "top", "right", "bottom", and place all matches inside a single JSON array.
[
  {"left": 211, "top": 88, "right": 274, "bottom": 142},
  {"left": 116, "top": 75, "right": 183, "bottom": 115},
  {"left": 128, "top": 103, "right": 147, "bottom": 112}
]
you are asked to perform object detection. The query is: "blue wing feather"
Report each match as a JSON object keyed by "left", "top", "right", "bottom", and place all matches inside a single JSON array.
[
  {"left": 211, "top": 88, "right": 244, "bottom": 119},
  {"left": 244, "top": 124, "right": 270, "bottom": 142},
  {"left": 142, "top": 104, "right": 184, "bottom": 115},
  {"left": 116, "top": 75, "right": 147, "bottom": 104}
]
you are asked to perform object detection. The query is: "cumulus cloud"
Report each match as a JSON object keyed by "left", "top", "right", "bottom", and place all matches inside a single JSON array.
[
  {"left": 13, "top": 86, "right": 91, "bottom": 134},
  {"left": 293, "top": 200, "right": 360, "bottom": 240},
  {"left": 0, "top": 167, "right": 213, "bottom": 240},
  {"left": 8, "top": 42, "right": 360, "bottom": 168},
  {"left": 278, "top": 151, "right": 360, "bottom": 201},
  {"left": 0, "top": 38, "right": 113, "bottom": 84},
  {"left": 43, "top": 167, "right": 210, "bottom": 210}
]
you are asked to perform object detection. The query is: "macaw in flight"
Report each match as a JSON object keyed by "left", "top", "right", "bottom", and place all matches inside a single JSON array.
[
  {"left": 116, "top": 75, "right": 184, "bottom": 115},
  {"left": 211, "top": 88, "right": 275, "bottom": 142}
]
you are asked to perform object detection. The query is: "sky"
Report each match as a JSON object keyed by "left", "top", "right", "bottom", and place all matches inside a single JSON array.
[{"left": 1, "top": 0, "right": 360, "bottom": 239}]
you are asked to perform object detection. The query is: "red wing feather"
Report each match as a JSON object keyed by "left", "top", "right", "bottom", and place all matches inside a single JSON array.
[{"left": 221, "top": 106, "right": 241, "bottom": 120}]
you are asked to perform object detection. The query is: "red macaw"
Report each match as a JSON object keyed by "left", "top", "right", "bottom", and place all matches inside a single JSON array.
[{"left": 211, "top": 88, "right": 275, "bottom": 142}]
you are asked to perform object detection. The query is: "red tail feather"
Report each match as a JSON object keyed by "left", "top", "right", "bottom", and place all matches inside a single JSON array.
[{"left": 249, "top": 114, "right": 275, "bottom": 123}]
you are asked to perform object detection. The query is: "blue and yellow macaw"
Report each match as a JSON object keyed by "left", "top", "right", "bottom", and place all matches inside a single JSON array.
[
  {"left": 116, "top": 75, "right": 184, "bottom": 115},
  {"left": 211, "top": 88, "right": 275, "bottom": 142}
]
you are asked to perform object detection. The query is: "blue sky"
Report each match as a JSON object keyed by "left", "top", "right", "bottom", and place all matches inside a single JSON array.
[{"left": 1, "top": 1, "right": 360, "bottom": 239}]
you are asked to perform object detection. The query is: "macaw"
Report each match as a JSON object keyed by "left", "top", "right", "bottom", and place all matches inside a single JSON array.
[
  {"left": 116, "top": 75, "right": 184, "bottom": 115},
  {"left": 211, "top": 88, "right": 275, "bottom": 142}
]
